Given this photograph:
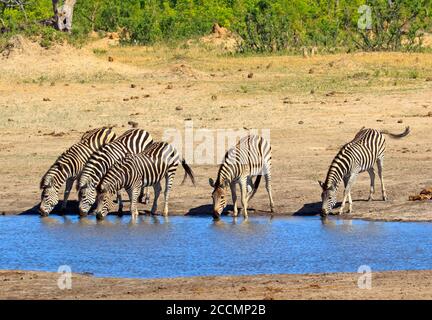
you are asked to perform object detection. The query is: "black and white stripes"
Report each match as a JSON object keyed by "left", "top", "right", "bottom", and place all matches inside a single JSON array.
[
  {"left": 208, "top": 134, "right": 274, "bottom": 219},
  {"left": 319, "top": 126, "right": 410, "bottom": 216},
  {"left": 39, "top": 127, "right": 116, "bottom": 216},
  {"left": 77, "top": 128, "right": 153, "bottom": 216},
  {"left": 94, "top": 141, "right": 195, "bottom": 219}
]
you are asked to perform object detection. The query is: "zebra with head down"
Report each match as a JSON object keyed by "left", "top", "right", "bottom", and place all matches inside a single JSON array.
[
  {"left": 209, "top": 134, "right": 274, "bottom": 220},
  {"left": 319, "top": 126, "right": 410, "bottom": 216},
  {"left": 39, "top": 127, "right": 116, "bottom": 216},
  {"left": 94, "top": 141, "right": 195, "bottom": 220},
  {"left": 77, "top": 128, "right": 153, "bottom": 216}
]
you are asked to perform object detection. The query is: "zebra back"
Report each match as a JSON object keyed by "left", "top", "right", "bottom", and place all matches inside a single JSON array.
[
  {"left": 40, "top": 127, "right": 117, "bottom": 190},
  {"left": 80, "top": 126, "right": 117, "bottom": 150},
  {"left": 78, "top": 129, "right": 153, "bottom": 189},
  {"left": 215, "top": 134, "right": 271, "bottom": 187},
  {"left": 99, "top": 142, "right": 179, "bottom": 194}
]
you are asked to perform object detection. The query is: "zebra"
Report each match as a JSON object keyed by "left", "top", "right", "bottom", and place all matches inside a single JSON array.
[
  {"left": 39, "top": 127, "right": 116, "bottom": 216},
  {"left": 208, "top": 134, "right": 274, "bottom": 220},
  {"left": 319, "top": 126, "right": 410, "bottom": 216},
  {"left": 94, "top": 141, "right": 195, "bottom": 220},
  {"left": 77, "top": 128, "right": 153, "bottom": 216}
]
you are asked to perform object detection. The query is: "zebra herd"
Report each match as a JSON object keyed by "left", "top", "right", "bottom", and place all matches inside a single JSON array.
[{"left": 39, "top": 125, "right": 410, "bottom": 220}]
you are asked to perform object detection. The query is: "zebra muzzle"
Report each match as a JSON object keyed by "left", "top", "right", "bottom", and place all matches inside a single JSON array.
[{"left": 95, "top": 212, "right": 105, "bottom": 220}]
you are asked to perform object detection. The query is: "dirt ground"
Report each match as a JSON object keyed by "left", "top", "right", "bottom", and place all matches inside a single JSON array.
[
  {"left": 1, "top": 269, "right": 432, "bottom": 299},
  {"left": 1, "top": 36, "right": 432, "bottom": 221}
]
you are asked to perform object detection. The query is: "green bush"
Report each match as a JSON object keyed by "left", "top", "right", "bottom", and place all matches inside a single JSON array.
[{"left": 1, "top": 0, "right": 431, "bottom": 52}]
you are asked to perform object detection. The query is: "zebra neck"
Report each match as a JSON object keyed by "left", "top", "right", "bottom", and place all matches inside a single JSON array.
[
  {"left": 216, "top": 168, "right": 232, "bottom": 187},
  {"left": 324, "top": 159, "right": 350, "bottom": 190},
  {"left": 45, "top": 166, "right": 68, "bottom": 190}
]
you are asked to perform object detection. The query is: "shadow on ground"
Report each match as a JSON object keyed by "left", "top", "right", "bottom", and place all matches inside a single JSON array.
[{"left": 20, "top": 200, "right": 81, "bottom": 215}]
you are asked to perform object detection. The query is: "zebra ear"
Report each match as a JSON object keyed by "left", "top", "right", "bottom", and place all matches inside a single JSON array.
[
  {"left": 318, "top": 180, "right": 324, "bottom": 189},
  {"left": 209, "top": 178, "right": 215, "bottom": 188}
]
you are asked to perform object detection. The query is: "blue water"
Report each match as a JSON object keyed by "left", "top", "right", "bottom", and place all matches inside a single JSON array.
[{"left": 0, "top": 215, "right": 431, "bottom": 278}]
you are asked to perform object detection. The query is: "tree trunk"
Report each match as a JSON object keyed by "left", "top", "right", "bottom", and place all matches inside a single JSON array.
[{"left": 53, "top": 0, "right": 76, "bottom": 32}]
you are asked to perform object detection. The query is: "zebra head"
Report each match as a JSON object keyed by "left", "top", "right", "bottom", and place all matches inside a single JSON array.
[
  {"left": 77, "top": 180, "right": 97, "bottom": 216},
  {"left": 209, "top": 178, "right": 228, "bottom": 220},
  {"left": 319, "top": 180, "right": 337, "bottom": 216},
  {"left": 94, "top": 185, "right": 116, "bottom": 220},
  {"left": 39, "top": 176, "right": 58, "bottom": 216}
]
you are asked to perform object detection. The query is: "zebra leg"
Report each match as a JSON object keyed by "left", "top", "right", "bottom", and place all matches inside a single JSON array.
[
  {"left": 239, "top": 177, "right": 249, "bottom": 218},
  {"left": 367, "top": 167, "right": 376, "bottom": 201},
  {"left": 151, "top": 182, "right": 162, "bottom": 215},
  {"left": 339, "top": 174, "right": 357, "bottom": 214},
  {"left": 162, "top": 174, "right": 174, "bottom": 216},
  {"left": 230, "top": 182, "right": 238, "bottom": 217},
  {"left": 117, "top": 192, "right": 124, "bottom": 216},
  {"left": 61, "top": 177, "right": 74, "bottom": 212},
  {"left": 377, "top": 158, "right": 388, "bottom": 201},
  {"left": 264, "top": 173, "right": 275, "bottom": 213},
  {"left": 144, "top": 187, "right": 151, "bottom": 204},
  {"left": 127, "top": 186, "right": 140, "bottom": 219},
  {"left": 138, "top": 187, "right": 151, "bottom": 204}
]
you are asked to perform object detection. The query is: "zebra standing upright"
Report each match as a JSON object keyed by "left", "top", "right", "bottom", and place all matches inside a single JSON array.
[
  {"left": 77, "top": 128, "right": 153, "bottom": 216},
  {"left": 39, "top": 127, "right": 116, "bottom": 216},
  {"left": 319, "top": 126, "right": 410, "bottom": 216},
  {"left": 94, "top": 141, "right": 195, "bottom": 220},
  {"left": 208, "top": 134, "right": 274, "bottom": 219}
]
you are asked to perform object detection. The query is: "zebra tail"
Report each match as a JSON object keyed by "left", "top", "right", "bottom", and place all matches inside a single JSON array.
[
  {"left": 381, "top": 126, "right": 410, "bottom": 139},
  {"left": 181, "top": 159, "right": 196, "bottom": 186}
]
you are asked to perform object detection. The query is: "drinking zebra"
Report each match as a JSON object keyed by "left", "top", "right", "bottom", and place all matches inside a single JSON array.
[
  {"left": 208, "top": 134, "right": 274, "bottom": 219},
  {"left": 77, "top": 128, "right": 153, "bottom": 216},
  {"left": 94, "top": 141, "right": 195, "bottom": 220},
  {"left": 39, "top": 127, "right": 116, "bottom": 216},
  {"left": 319, "top": 126, "right": 410, "bottom": 216}
]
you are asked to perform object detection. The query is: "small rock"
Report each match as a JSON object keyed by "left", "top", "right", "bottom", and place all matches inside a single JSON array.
[
  {"left": 108, "top": 56, "right": 114, "bottom": 62},
  {"left": 175, "top": 106, "right": 183, "bottom": 111},
  {"left": 43, "top": 98, "right": 51, "bottom": 101},
  {"left": 397, "top": 120, "right": 403, "bottom": 124},
  {"left": 143, "top": 94, "right": 150, "bottom": 98},
  {"left": 426, "top": 77, "right": 432, "bottom": 82},
  {"left": 308, "top": 68, "right": 314, "bottom": 74},
  {"left": 247, "top": 73, "right": 254, "bottom": 79},
  {"left": 166, "top": 84, "right": 173, "bottom": 89},
  {"left": 128, "top": 121, "right": 138, "bottom": 128},
  {"left": 211, "top": 95, "right": 217, "bottom": 101},
  {"left": 310, "top": 89, "right": 315, "bottom": 94},
  {"left": 130, "top": 84, "right": 136, "bottom": 88},
  {"left": 123, "top": 98, "right": 129, "bottom": 101},
  {"left": 298, "top": 121, "right": 304, "bottom": 125}
]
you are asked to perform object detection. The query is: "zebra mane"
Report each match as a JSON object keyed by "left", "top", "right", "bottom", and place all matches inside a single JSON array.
[{"left": 40, "top": 148, "right": 74, "bottom": 189}]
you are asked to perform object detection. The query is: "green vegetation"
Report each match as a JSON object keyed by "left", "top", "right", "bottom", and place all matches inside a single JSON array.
[{"left": 1, "top": 0, "right": 432, "bottom": 52}]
